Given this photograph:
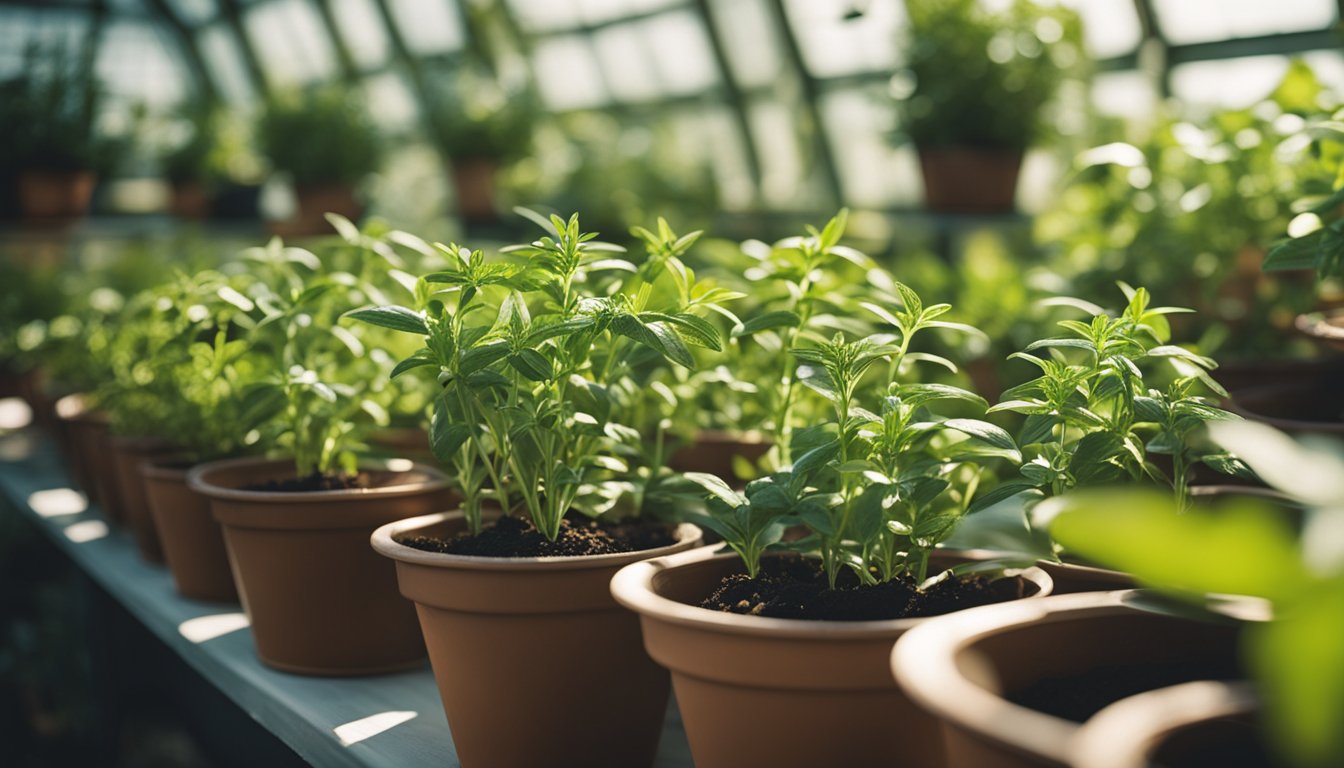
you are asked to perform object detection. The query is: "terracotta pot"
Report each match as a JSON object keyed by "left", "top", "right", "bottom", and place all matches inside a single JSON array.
[
  {"left": 891, "top": 590, "right": 1246, "bottom": 768},
  {"left": 917, "top": 147, "right": 1024, "bottom": 213},
  {"left": 1294, "top": 310, "right": 1344, "bottom": 353},
  {"left": 271, "top": 183, "right": 361, "bottom": 238},
  {"left": 169, "top": 180, "right": 211, "bottom": 219},
  {"left": 52, "top": 394, "right": 96, "bottom": 499},
  {"left": 1070, "top": 680, "right": 1263, "bottom": 768},
  {"left": 610, "top": 548, "right": 1052, "bottom": 768},
  {"left": 189, "top": 457, "right": 452, "bottom": 675},
  {"left": 666, "top": 429, "right": 771, "bottom": 480},
  {"left": 365, "top": 425, "right": 434, "bottom": 463},
  {"left": 1227, "top": 378, "right": 1344, "bottom": 437},
  {"left": 142, "top": 458, "right": 238, "bottom": 602},
  {"left": 1215, "top": 356, "right": 1344, "bottom": 394},
  {"left": 448, "top": 158, "right": 499, "bottom": 223},
  {"left": 1034, "top": 559, "right": 1135, "bottom": 595},
  {"left": 371, "top": 511, "right": 702, "bottom": 768},
  {"left": 18, "top": 169, "right": 96, "bottom": 220},
  {"left": 53, "top": 395, "right": 124, "bottom": 521},
  {"left": 110, "top": 436, "right": 175, "bottom": 563}
]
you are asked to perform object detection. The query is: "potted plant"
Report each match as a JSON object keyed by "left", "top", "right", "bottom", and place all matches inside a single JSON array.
[
  {"left": 612, "top": 273, "right": 1052, "bottom": 766},
  {"left": 1, "top": 45, "right": 111, "bottom": 222},
  {"left": 899, "top": 419, "right": 1344, "bottom": 768},
  {"left": 255, "top": 88, "right": 381, "bottom": 237},
  {"left": 356, "top": 211, "right": 736, "bottom": 765},
  {"left": 897, "top": 0, "right": 1081, "bottom": 212},
  {"left": 430, "top": 76, "right": 535, "bottom": 224},
  {"left": 188, "top": 234, "right": 452, "bottom": 674},
  {"left": 159, "top": 100, "right": 223, "bottom": 219}
]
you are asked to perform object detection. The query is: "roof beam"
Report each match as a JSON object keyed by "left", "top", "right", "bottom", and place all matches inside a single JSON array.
[{"left": 144, "top": 0, "right": 219, "bottom": 102}]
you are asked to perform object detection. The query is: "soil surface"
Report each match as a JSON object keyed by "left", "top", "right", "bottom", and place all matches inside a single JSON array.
[
  {"left": 700, "top": 557, "right": 1026, "bottom": 621},
  {"left": 1008, "top": 661, "right": 1241, "bottom": 723},
  {"left": 240, "top": 472, "right": 372, "bottom": 493},
  {"left": 397, "top": 514, "right": 678, "bottom": 558}
]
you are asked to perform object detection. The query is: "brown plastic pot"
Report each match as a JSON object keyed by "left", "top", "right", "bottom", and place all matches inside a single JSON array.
[
  {"left": 271, "top": 183, "right": 361, "bottom": 238},
  {"left": 448, "top": 158, "right": 499, "bottom": 223},
  {"left": 110, "top": 436, "right": 175, "bottom": 563},
  {"left": 1294, "top": 310, "right": 1344, "bottom": 352},
  {"left": 53, "top": 393, "right": 98, "bottom": 501},
  {"left": 891, "top": 590, "right": 1247, "bottom": 768},
  {"left": 365, "top": 425, "right": 434, "bottom": 462},
  {"left": 1070, "top": 680, "right": 1263, "bottom": 768},
  {"left": 1034, "top": 560, "right": 1135, "bottom": 595},
  {"left": 169, "top": 180, "right": 211, "bottom": 219},
  {"left": 18, "top": 169, "right": 96, "bottom": 220},
  {"left": 666, "top": 429, "right": 771, "bottom": 479},
  {"left": 54, "top": 396, "right": 125, "bottom": 522},
  {"left": 189, "top": 457, "right": 453, "bottom": 675},
  {"left": 1227, "top": 376, "right": 1344, "bottom": 437},
  {"left": 917, "top": 147, "right": 1024, "bottom": 213},
  {"left": 371, "top": 511, "right": 702, "bottom": 768},
  {"left": 141, "top": 458, "right": 238, "bottom": 602},
  {"left": 610, "top": 548, "right": 1052, "bottom": 768}
]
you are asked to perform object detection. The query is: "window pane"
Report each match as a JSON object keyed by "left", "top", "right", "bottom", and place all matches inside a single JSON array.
[
  {"left": 364, "top": 71, "right": 419, "bottom": 131},
  {"left": 387, "top": 0, "right": 465, "bottom": 55},
  {"left": 1091, "top": 70, "right": 1158, "bottom": 118},
  {"left": 638, "top": 11, "right": 717, "bottom": 95},
  {"left": 784, "top": 0, "right": 900, "bottom": 78},
  {"left": 532, "top": 36, "right": 609, "bottom": 110},
  {"left": 197, "top": 22, "right": 255, "bottom": 103},
  {"left": 709, "top": 0, "right": 782, "bottom": 88},
  {"left": 331, "top": 0, "right": 391, "bottom": 69},
  {"left": 1059, "top": 0, "right": 1141, "bottom": 59},
  {"left": 0, "top": 9, "right": 92, "bottom": 79},
  {"left": 750, "top": 101, "right": 806, "bottom": 208},
  {"left": 507, "top": 0, "right": 583, "bottom": 34},
  {"left": 245, "top": 0, "right": 337, "bottom": 86},
  {"left": 575, "top": 0, "right": 681, "bottom": 26},
  {"left": 1152, "top": 0, "right": 1336, "bottom": 46},
  {"left": 820, "top": 88, "right": 916, "bottom": 207},
  {"left": 592, "top": 25, "right": 662, "bottom": 102},
  {"left": 96, "top": 21, "right": 186, "bottom": 108},
  {"left": 1170, "top": 55, "right": 1292, "bottom": 110},
  {"left": 167, "top": 0, "right": 217, "bottom": 27}
]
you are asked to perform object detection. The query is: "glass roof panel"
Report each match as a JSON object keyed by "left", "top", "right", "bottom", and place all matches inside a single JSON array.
[
  {"left": 330, "top": 0, "right": 391, "bottom": 70},
  {"left": 784, "top": 0, "right": 901, "bottom": 79},
  {"left": 1152, "top": 0, "right": 1337, "bottom": 46},
  {"left": 1091, "top": 70, "right": 1157, "bottom": 118},
  {"left": 637, "top": 10, "right": 717, "bottom": 96},
  {"left": 364, "top": 70, "right": 419, "bottom": 131},
  {"left": 820, "top": 88, "right": 912, "bottom": 208},
  {"left": 507, "top": 0, "right": 583, "bottom": 34},
  {"left": 592, "top": 24, "right": 663, "bottom": 102},
  {"left": 0, "top": 8, "right": 92, "bottom": 79},
  {"left": 749, "top": 101, "right": 807, "bottom": 208},
  {"left": 1170, "top": 54, "right": 1293, "bottom": 109},
  {"left": 96, "top": 21, "right": 186, "bottom": 108},
  {"left": 1058, "top": 0, "right": 1142, "bottom": 59},
  {"left": 197, "top": 22, "right": 255, "bottom": 103},
  {"left": 166, "top": 0, "right": 217, "bottom": 27},
  {"left": 708, "top": 0, "right": 782, "bottom": 89},
  {"left": 387, "top": 0, "right": 465, "bottom": 55},
  {"left": 245, "top": 0, "right": 338, "bottom": 86},
  {"left": 575, "top": 0, "right": 683, "bottom": 26},
  {"left": 532, "top": 35, "right": 609, "bottom": 110}
]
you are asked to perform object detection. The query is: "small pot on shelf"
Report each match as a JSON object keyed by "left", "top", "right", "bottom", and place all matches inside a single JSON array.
[
  {"left": 109, "top": 435, "right": 176, "bottom": 563},
  {"left": 141, "top": 457, "right": 238, "bottom": 602},
  {"left": 271, "top": 183, "right": 361, "bottom": 238},
  {"left": 917, "top": 147, "right": 1024, "bottom": 214},
  {"left": 189, "top": 457, "right": 453, "bottom": 675},
  {"left": 611, "top": 547, "right": 1051, "bottom": 768},
  {"left": 371, "top": 511, "right": 702, "bottom": 768},
  {"left": 448, "top": 157, "right": 499, "bottom": 224},
  {"left": 665, "top": 429, "right": 771, "bottom": 480},
  {"left": 18, "top": 169, "right": 96, "bottom": 221}
]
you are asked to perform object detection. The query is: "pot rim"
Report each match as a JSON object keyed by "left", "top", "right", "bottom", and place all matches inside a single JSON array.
[
  {"left": 1295, "top": 310, "right": 1344, "bottom": 342},
  {"left": 186, "top": 455, "right": 450, "bottom": 502},
  {"left": 891, "top": 590, "right": 1186, "bottom": 765},
  {"left": 370, "top": 510, "right": 703, "bottom": 571},
  {"left": 610, "top": 547, "right": 1053, "bottom": 640},
  {"left": 54, "top": 393, "right": 106, "bottom": 424},
  {"left": 1069, "top": 680, "right": 1258, "bottom": 768}
]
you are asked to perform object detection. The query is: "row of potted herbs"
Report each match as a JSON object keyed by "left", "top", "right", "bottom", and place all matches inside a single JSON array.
[{"left": 28, "top": 210, "right": 1312, "bottom": 767}]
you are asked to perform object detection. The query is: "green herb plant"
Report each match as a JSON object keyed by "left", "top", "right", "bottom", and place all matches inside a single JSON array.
[
  {"left": 352, "top": 210, "right": 735, "bottom": 540},
  {"left": 257, "top": 88, "right": 382, "bottom": 187},
  {"left": 1264, "top": 106, "right": 1344, "bottom": 282}
]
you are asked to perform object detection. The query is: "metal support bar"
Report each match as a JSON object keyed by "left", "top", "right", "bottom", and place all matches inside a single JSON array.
[
  {"left": 311, "top": 0, "right": 358, "bottom": 82},
  {"left": 216, "top": 0, "right": 271, "bottom": 97},
  {"left": 689, "top": 0, "right": 763, "bottom": 203},
  {"left": 144, "top": 0, "right": 219, "bottom": 103}
]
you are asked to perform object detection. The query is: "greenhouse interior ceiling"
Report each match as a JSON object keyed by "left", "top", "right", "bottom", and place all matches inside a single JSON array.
[{"left": 4, "top": 2, "right": 1344, "bottom": 768}]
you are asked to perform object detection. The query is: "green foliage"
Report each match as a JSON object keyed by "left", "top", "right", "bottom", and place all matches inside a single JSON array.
[
  {"left": 353, "top": 210, "right": 735, "bottom": 539},
  {"left": 1264, "top": 107, "right": 1344, "bottom": 282},
  {"left": 1048, "top": 420, "right": 1344, "bottom": 768},
  {"left": 0, "top": 44, "right": 117, "bottom": 174},
  {"left": 430, "top": 73, "right": 536, "bottom": 163},
  {"left": 256, "top": 88, "right": 382, "bottom": 186},
  {"left": 897, "top": 0, "right": 1082, "bottom": 150},
  {"left": 979, "top": 286, "right": 1244, "bottom": 520}
]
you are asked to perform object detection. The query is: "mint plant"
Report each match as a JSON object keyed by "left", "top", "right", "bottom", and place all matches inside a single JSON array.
[{"left": 351, "top": 210, "right": 734, "bottom": 540}]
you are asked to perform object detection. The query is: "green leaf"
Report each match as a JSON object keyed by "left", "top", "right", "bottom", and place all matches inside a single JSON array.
[
  {"left": 898, "top": 383, "right": 987, "bottom": 409},
  {"left": 941, "top": 418, "right": 1019, "bottom": 456},
  {"left": 1263, "top": 230, "right": 1324, "bottom": 272},
  {"left": 390, "top": 354, "right": 436, "bottom": 379},
  {"left": 430, "top": 406, "right": 472, "bottom": 462},
  {"left": 967, "top": 481, "right": 1042, "bottom": 514},
  {"left": 346, "top": 305, "right": 428, "bottom": 335},
  {"left": 647, "top": 321, "right": 696, "bottom": 368},
  {"left": 508, "top": 349, "right": 553, "bottom": 381},
  {"left": 733, "top": 310, "right": 801, "bottom": 338},
  {"left": 459, "top": 340, "right": 511, "bottom": 374},
  {"left": 684, "top": 472, "right": 747, "bottom": 507}
]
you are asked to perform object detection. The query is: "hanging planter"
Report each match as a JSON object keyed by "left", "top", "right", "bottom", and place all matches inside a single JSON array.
[
  {"left": 372, "top": 511, "right": 701, "bottom": 767},
  {"left": 141, "top": 458, "right": 238, "bottom": 602},
  {"left": 189, "top": 457, "right": 453, "bottom": 675},
  {"left": 612, "top": 548, "right": 1051, "bottom": 767}
]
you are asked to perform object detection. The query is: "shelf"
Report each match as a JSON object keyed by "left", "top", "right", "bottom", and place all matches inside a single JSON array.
[{"left": 0, "top": 427, "right": 695, "bottom": 768}]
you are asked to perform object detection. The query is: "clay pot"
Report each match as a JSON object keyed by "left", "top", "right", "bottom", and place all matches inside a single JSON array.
[
  {"left": 448, "top": 158, "right": 499, "bottom": 223},
  {"left": 1294, "top": 310, "right": 1344, "bottom": 352},
  {"left": 666, "top": 429, "right": 771, "bottom": 480},
  {"left": 891, "top": 590, "right": 1246, "bottom": 768},
  {"left": 365, "top": 425, "right": 433, "bottom": 463},
  {"left": 110, "top": 436, "right": 175, "bottom": 563},
  {"left": 610, "top": 548, "right": 1052, "bottom": 768},
  {"left": 1034, "top": 559, "right": 1135, "bottom": 595},
  {"left": 18, "top": 169, "right": 96, "bottom": 220},
  {"left": 917, "top": 147, "right": 1024, "bottom": 213},
  {"left": 54, "top": 395, "right": 124, "bottom": 520},
  {"left": 1227, "top": 376, "right": 1344, "bottom": 437},
  {"left": 169, "top": 180, "right": 211, "bottom": 219},
  {"left": 53, "top": 394, "right": 97, "bottom": 499},
  {"left": 189, "top": 457, "right": 453, "bottom": 675},
  {"left": 271, "top": 183, "right": 361, "bottom": 238},
  {"left": 371, "top": 511, "right": 702, "bottom": 768},
  {"left": 1215, "top": 356, "right": 1343, "bottom": 394},
  {"left": 141, "top": 458, "right": 238, "bottom": 602},
  {"left": 1070, "top": 680, "right": 1264, "bottom": 768}
]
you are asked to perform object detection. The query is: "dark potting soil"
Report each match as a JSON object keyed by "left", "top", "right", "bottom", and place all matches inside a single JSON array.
[
  {"left": 700, "top": 557, "right": 1026, "bottom": 621},
  {"left": 396, "top": 514, "right": 678, "bottom": 558},
  {"left": 240, "top": 472, "right": 372, "bottom": 493},
  {"left": 1007, "top": 661, "right": 1241, "bottom": 723}
]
